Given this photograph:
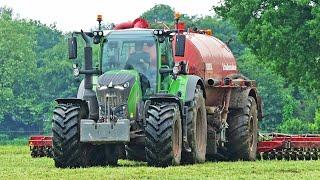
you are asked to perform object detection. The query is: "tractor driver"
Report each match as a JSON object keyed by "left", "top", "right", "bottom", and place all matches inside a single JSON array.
[
  {"left": 125, "top": 41, "right": 152, "bottom": 95},
  {"left": 125, "top": 41, "right": 151, "bottom": 73}
]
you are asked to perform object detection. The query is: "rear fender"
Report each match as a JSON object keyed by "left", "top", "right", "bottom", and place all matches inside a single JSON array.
[
  {"left": 185, "top": 75, "right": 206, "bottom": 102},
  {"left": 169, "top": 75, "right": 206, "bottom": 104},
  {"left": 229, "top": 88, "right": 263, "bottom": 120}
]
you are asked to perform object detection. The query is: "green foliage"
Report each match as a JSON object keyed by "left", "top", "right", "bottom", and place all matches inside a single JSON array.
[
  {"left": 278, "top": 118, "right": 309, "bottom": 134},
  {"left": 214, "top": 0, "right": 320, "bottom": 92},
  {"left": 0, "top": 9, "right": 39, "bottom": 124},
  {"left": 142, "top": 4, "right": 175, "bottom": 24},
  {"left": 0, "top": 8, "right": 76, "bottom": 137}
]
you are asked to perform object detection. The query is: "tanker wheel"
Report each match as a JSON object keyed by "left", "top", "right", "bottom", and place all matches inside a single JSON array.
[
  {"left": 182, "top": 86, "right": 207, "bottom": 164},
  {"left": 226, "top": 96, "right": 258, "bottom": 161},
  {"left": 125, "top": 144, "right": 146, "bottom": 161},
  {"left": 52, "top": 104, "right": 89, "bottom": 168},
  {"left": 145, "top": 104, "right": 182, "bottom": 167}
]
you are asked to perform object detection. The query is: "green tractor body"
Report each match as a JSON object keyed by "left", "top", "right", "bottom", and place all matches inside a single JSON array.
[{"left": 52, "top": 28, "right": 207, "bottom": 167}]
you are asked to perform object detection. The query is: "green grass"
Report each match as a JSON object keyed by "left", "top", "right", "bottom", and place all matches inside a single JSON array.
[{"left": 0, "top": 145, "right": 320, "bottom": 179}]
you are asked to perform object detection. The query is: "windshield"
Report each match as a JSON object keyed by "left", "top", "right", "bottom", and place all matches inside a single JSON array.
[{"left": 102, "top": 33, "right": 157, "bottom": 92}]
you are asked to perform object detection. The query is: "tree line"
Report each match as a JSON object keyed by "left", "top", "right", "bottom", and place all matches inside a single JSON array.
[{"left": 0, "top": 3, "right": 319, "bottom": 140}]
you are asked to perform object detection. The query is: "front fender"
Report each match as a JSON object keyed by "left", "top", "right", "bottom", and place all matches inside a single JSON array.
[{"left": 55, "top": 98, "right": 89, "bottom": 119}]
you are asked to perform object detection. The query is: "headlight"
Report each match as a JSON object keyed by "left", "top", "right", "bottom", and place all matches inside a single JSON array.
[
  {"left": 123, "top": 82, "right": 130, "bottom": 88},
  {"left": 99, "top": 85, "right": 108, "bottom": 90},
  {"left": 73, "top": 68, "right": 80, "bottom": 77},
  {"left": 173, "top": 66, "right": 179, "bottom": 75},
  {"left": 114, "top": 85, "right": 125, "bottom": 90}
]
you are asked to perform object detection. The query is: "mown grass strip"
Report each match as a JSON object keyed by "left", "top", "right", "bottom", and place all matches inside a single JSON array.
[{"left": 0, "top": 145, "right": 319, "bottom": 179}]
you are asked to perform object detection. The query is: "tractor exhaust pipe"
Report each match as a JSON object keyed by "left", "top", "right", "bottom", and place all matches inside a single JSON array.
[
  {"left": 81, "top": 30, "right": 93, "bottom": 89},
  {"left": 84, "top": 47, "right": 93, "bottom": 89},
  {"left": 80, "top": 30, "right": 99, "bottom": 120}
]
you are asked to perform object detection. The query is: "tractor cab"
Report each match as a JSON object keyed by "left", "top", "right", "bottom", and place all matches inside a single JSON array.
[
  {"left": 101, "top": 30, "right": 158, "bottom": 95},
  {"left": 95, "top": 29, "right": 177, "bottom": 122}
]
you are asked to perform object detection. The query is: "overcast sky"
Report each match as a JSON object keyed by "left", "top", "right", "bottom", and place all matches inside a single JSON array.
[{"left": 1, "top": 0, "right": 221, "bottom": 32}]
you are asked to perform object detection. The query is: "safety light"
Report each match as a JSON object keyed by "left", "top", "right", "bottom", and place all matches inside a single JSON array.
[
  {"left": 174, "top": 12, "right": 181, "bottom": 20},
  {"left": 205, "top": 29, "right": 212, "bottom": 36},
  {"left": 153, "top": 30, "right": 159, "bottom": 35},
  {"left": 97, "top": 15, "right": 103, "bottom": 22}
]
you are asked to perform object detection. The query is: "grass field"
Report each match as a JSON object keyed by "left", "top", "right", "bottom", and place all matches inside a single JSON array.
[{"left": 0, "top": 145, "right": 319, "bottom": 179}]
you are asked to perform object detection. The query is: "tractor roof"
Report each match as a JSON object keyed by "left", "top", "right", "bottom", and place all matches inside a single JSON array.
[{"left": 104, "top": 28, "right": 155, "bottom": 38}]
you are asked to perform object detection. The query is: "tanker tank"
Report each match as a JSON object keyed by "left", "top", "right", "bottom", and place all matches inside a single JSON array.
[{"left": 174, "top": 33, "right": 238, "bottom": 83}]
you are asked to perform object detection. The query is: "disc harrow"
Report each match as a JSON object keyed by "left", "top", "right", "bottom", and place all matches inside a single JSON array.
[
  {"left": 28, "top": 135, "right": 53, "bottom": 158},
  {"left": 257, "top": 133, "right": 320, "bottom": 160}
]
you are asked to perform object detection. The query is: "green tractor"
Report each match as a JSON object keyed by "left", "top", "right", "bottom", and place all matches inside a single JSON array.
[{"left": 52, "top": 18, "right": 207, "bottom": 167}]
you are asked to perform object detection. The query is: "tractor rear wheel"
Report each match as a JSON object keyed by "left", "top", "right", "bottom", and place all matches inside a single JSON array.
[
  {"left": 145, "top": 104, "right": 182, "bottom": 167},
  {"left": 182, "top": 86, "right": 207, "bottom": 164},
  {"left": 52, "top": 104, "right": 88, "bottom": 168},
  {"left": 226, "top": 96, "right": 258, "bottom": 160}
]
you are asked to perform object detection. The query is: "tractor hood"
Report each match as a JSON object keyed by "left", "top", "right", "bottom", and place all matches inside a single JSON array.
[
  {"left": 96, "top": 70, "right": 141, "bottom": 120},
  {"left": 98, "top": 71, "right": 136, "bottom": 88}
]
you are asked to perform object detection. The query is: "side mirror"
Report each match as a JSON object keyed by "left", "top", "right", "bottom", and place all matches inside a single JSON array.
[
  {"left": 68, "top": 37, "right": 77, "bottom": 59},
  {"left": 175, "top": 34, "right": 186, "bottom": 57},
  {"left": 179, "top": 61, "right": 188, "bottom": 75}
]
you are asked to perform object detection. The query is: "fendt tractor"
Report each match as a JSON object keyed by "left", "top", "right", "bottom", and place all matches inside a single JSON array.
[{"left": 51, "top": 14, "right": 263, "bottom": 168}]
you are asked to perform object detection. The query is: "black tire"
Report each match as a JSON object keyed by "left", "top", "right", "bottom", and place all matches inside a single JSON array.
[
  {"left": 226, "top": 96, "right": 258, "bottom": 160},
  {"left": 31, "top": 147, "right": 37, "bottom": 158},
  {"left": 145, "top": 104, "right": 182, "bottom": 167},
  {"left": 118, "top": 145, "right": 127, "bottom": 159},
  {"left": 182, "top": 86, "right": 207, "bottom": 164},
  {"left": 52, "top": 104, "right": 88, "bottom": 168},
  {"left": 125, "top": 144, "right": 146, "bottom": 161}
]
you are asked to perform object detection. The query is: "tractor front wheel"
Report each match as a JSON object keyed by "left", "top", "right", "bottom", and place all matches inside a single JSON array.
[
  {"left": 52, "top": 104, "right": 88, "bottom": 168},
  {"left": 145, "top": 104, "right": 182, "bottom": 167}
]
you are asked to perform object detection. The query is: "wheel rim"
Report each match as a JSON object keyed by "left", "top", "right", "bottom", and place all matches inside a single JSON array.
[
  {"left": 196, "top": 108, "right": 205, "bottom": 153},
  {"left": 172, "top": 117, "right": 181, "bottom": 160}
]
